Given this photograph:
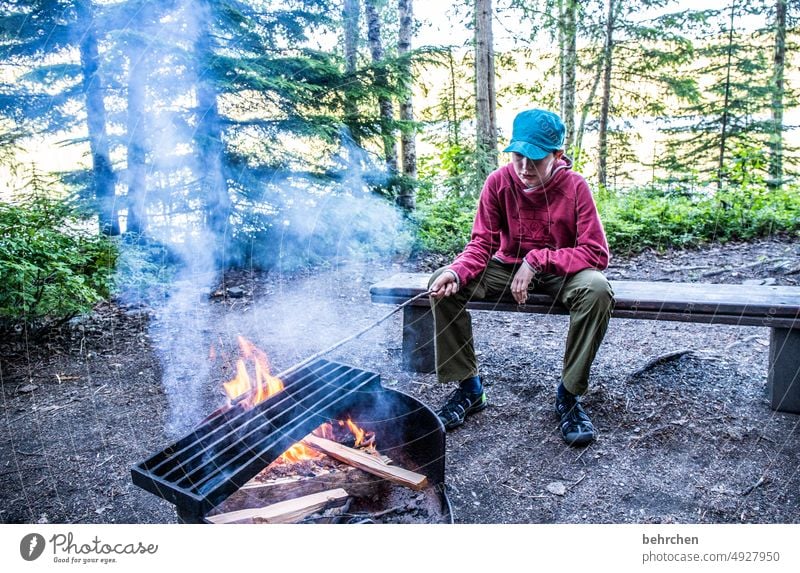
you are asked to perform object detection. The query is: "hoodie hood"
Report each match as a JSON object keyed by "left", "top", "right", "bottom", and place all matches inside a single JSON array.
[{"left": 506, "top": 156, "right": 573, "bottom": 193}]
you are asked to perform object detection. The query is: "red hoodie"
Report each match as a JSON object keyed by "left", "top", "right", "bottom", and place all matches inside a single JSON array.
[{"left": 449, "top": 160, "right": 609, "bottom": 286}]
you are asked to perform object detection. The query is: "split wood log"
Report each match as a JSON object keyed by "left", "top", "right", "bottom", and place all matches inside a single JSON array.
[
  {"left": 303, "top": 435, "right": 428, "bottom": 491},
  {"left": 206, "top": 488, "right": 349, "bottom": 524},
  {"left": 240, "top": 463, "right": 386, "bottom": 500}
]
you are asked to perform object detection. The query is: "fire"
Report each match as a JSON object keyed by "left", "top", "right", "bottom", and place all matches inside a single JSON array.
[
  {"left": 222, "top": 336, "right": 284, "bottom": 409},
  {"left": 215, "top": 337, "right": 377, "bottom": 465},
  {"left": 342, "top": 418, "right": 375, "bottom": 449},
  {"left": 272, "top": 420, "right": 377, "bottom": 465},
  {"left": 279, "top": 442, "right": 322, "bottom": 463}
]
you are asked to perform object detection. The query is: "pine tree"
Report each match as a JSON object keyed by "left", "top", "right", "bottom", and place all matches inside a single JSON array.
[
  {"left": 660, "top": 2, "right": 773, "bottom": 186},
  {"left": 0, "top": 0, "right": 119, "bottom": 234}
]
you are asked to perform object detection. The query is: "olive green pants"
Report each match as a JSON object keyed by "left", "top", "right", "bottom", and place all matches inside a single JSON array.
[{"left": 429, "top": 259, "right": 614, "bottom": 395}]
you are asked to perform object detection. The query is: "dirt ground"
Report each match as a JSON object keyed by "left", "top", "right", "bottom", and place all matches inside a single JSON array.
[{"left": 1, "top": 237, "right": 799, "bottom": 524}]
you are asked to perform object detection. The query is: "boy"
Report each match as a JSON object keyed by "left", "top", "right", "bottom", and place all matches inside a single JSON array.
[{"left": 428, "top": 108, "right": 613, "bottom": 447}]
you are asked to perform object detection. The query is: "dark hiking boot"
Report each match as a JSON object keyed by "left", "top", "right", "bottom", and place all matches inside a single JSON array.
[
  {"left": 556, "top": 392, "right": 596, "bottom": 447},
  {"left": 436, "top": 387, "right": 488, "bottom": 430}
]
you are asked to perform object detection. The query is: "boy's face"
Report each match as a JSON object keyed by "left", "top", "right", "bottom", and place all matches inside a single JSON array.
[{"left": 511, "top": 150, "right": 563, "bottom": 188}]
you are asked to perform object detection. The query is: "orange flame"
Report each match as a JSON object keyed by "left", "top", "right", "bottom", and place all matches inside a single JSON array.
[
  {"left": 279, "top": 442, "right": 322, "bottom": 463},
  {"left": 343, "top": 418, "right": 374, "bottom": 448},
  {"left": 216, "top": 338, "right": 379, "bottom": 465},
  {"left": 222, "top": 336, "right": 284, "bottom": 409},
  {"left": 270, "top": 420, "right": 378, "bottom": 466}
]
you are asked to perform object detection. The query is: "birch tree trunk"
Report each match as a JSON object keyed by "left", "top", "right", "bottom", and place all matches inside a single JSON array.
[
  {"left": 561, "top": 0, "right": 577, "bottom": 152},
  {"left": 475, "top": 0, "right": 497, "bottom": 181},
  {"left": 126, "top": 35, "right": 147, "bottom": 235},
  {"left": 769, "top": 0, "right": 787, "bottom": 186},
  {"left": 597, "top": 0, "right": 617, "bottom": 189},
  {"left": 717, "top": 3, "right": 736, "bottom": 188},
  {"left": 397, "top": 0, "right": 416, "bottom": 210}
]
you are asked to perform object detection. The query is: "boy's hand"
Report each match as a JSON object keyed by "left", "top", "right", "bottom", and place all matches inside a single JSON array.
[
  {"left": 511, "top": 265, "right": 536, "bottom": 304},
  {"left": 429, "top": 270, "right": 459, "bottom": 300}
]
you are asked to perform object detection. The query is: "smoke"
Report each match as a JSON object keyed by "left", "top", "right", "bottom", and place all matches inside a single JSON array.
[
  {"left": 108, "top": 0, "right": 413, "bottom": 437},
  {"left": 146, "top": 229, "right": 218, "bottom": 437}
]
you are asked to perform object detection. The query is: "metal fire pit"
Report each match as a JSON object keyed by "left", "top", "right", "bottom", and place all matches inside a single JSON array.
[{"left": 132, "top": 359, "right": 452, "bottom": 523}]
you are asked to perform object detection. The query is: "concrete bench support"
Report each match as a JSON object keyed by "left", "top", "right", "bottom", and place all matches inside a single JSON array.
[
  {"left": 769, "top": 327, "right": 800, "bottom": 413},
  {"left": 402, "top": 305, "right": 435, "bottom": 373}
]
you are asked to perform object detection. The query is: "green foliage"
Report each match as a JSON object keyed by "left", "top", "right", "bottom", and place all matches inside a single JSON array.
[
  {"left": 412, "top": 190, "right": 476, "bottom": 257},
  {"left": 0, "top": 195, "right": 117, "bottom": 336},
  {"left": 658, "top": 3, "right": 774, "bottom": 184},
  {"left": 597, "top": 182, "right": 800, "bottom": 254},
  {"left": 111, "top": 235, "right": 177, "bottom": 303},
  {"left": 411, "top": 177, "right": 477, "bottom": 256}
]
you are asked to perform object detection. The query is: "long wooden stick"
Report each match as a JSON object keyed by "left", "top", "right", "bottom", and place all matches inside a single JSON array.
[
  {"left": 304, "top": 435, "right": 428, "bottom": 491},
  {"left": 207, "top": 488, "right": 349, "bottom": 524},
  {"left": 274, "top": 290, "right": 432, "bottom": 380}
]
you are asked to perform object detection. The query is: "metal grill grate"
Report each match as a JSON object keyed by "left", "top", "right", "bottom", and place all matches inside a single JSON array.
[{"left": 131, "top": 359, "right": 381, "bottom": 517}]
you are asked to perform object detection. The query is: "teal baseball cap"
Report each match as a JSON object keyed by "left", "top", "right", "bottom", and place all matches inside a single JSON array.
[{"left": 503, "top": 109, "right": 566, "bottom": 160}]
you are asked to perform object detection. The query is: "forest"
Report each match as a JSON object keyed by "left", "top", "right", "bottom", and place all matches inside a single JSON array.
[{"left": 1, "top": 0, "right": 798, "bottom": 333}]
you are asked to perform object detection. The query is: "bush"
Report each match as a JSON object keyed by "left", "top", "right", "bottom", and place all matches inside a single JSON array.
[
  {"left": 0, "top": 196, "right": 117, "bottom": 337},
  {"left": 412, "top": 192, "right": 476, "bottom": 257},
  {"left": 598, "top": 183, "right": 800, "bottom": 254},
  {"left": 111, "top": 234, "right": 177, "bottom": 304}
]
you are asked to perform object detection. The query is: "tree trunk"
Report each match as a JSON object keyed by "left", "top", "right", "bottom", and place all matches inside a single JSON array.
[
  {"left": 718, "top": 3, "right": 736, "bottom": 188},
  {"left": 194, "top": 0, "right": 229, "bottom": 243},
  {"left": 769, "top": 0, "right": 786, "bottom": 186},
  {"left": 597, "top": 0, "right": 617, "bottom": 190},
  {"left": 448, "top": 47, "right": 460, "bottom": 147},
  {"left": 343, "top": 0, "right": 361, "bottom": 146},
  {"left": 126, "top": 36, "right": 147, "bottom": 236},
  {"left": 397, "top": 0, "right": 416, "bottom": 211},
  {"left": 574, "top": 54, "right": 604, "bottom": 167},
  {"left": 558, "top": 0, "right": 565, "bottom": 123},
  {"left": 474, "top": 0, "right": 497, "bottom": 182},
  {"left": 561, "top": 0, "right": 578, "bottom": 152},
  {"left": 76, "top": 1, "right": 118, "bottom": 236},
  {"left": 365, "top": 0, "right": 398, "bottom": 175}
]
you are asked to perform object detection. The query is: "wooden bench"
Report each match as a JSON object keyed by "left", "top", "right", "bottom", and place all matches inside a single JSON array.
[{"left": 370, "top": 273, "right": 800, "bottom": 414}]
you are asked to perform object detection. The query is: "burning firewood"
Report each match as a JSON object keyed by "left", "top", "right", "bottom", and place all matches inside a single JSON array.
[
  {"left": 206, "top": 488, "right": 349, "bottom": 524},
  {"left": 237, "top": 463, "right": 386, "bottom": 500},
  {"left": 303, "top": 435, "right": 428, "bottom": 491}
]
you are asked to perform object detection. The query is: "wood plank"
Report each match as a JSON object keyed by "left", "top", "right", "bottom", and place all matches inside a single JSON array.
[
  {"left": 206, "top": 488, "right": 349, "bottom": 524},
  {"left": 370, "top": 273, "right": 800, "bottom": 318},
  {"left": 303, "top": 435, "right": 428, "bottom": 491},
  {"left": 370, "top": 295, "right": 799, "bottom": 328}
]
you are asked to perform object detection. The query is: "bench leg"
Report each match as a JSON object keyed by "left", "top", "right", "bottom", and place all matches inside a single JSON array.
[
  {"left": 768, "top": 327, "right": 800, "bottom": 413},
  {"left": 402, "top": 305, "right": 435, "bottom": 373}
]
